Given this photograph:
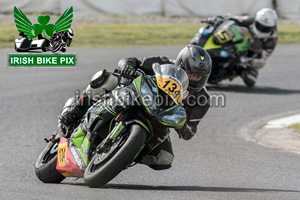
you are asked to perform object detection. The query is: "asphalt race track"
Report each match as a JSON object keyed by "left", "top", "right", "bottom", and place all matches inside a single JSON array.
[{"left": 1, "top": 44, "right": 300, "bottom": 200}]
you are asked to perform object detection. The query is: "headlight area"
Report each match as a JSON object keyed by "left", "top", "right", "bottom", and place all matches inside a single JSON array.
[
  {"left": 162, "top": 114, "right": 185, "bottom": 125},
  {"left": 140, "top": 79, "right": 157, "bottom": 111}
]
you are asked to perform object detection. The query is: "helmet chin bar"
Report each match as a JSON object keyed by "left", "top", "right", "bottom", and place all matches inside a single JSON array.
[{"left": 188, "top": 74, "right": 209, "bottom": 93}]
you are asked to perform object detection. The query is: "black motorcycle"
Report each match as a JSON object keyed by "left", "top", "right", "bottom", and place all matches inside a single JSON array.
[
  {"left": 49, "top": 31, "right": 72, "bottom": 53},
  {"left": 35, "top": 64, "right": 188, "bottom": 188}
]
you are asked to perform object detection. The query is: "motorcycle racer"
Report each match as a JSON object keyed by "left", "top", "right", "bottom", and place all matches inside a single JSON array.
[
  {"left": 50, "top": 28, "right": 74, "bottom": 52},
  {"left": 59, "top": 45, "right": 212, "bottom": 170},
  {"left": 210, "top": 8, "right": 278, "bottom": 86}
]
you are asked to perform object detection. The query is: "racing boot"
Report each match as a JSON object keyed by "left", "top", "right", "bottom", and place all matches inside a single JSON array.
[{"left": 59, "top": 105, "right": 87, "bottom": 126}]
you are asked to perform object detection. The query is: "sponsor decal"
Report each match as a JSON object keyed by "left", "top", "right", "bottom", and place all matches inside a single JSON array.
[{"left": 220, "top": 50, "right": 229, "bottom": 58}]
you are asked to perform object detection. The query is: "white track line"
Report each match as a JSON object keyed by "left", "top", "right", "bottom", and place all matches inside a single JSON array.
[{"left": 264, "top": 114, "right": 300, "bottom": 128}]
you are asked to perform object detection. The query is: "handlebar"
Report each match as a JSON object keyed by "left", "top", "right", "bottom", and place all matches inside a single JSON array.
[
  {"left": 113, "top": 69, "right": 141, "bottom": 79},
  {"left": 201, "top": 16, "right": 225, "bottom": 25},
  {"left": 112, "top": 69, "right": 144, "bottom": 87}
]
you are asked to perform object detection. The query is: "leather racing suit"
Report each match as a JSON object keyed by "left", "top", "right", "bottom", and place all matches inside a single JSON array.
[
  {"left": 116, "top": 55, "right": 210, "bottom": 169},
  {"left": 227, "top": 15, "right": 278, "bottom": 86}
]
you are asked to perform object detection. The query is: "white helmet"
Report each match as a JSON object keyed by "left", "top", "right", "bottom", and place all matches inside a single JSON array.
[
  {"left": 251, "top": 8, "right": 278, "bottom": 39},
  {"left": 67, "top": 28, "right": 74, "bottom": 38}
]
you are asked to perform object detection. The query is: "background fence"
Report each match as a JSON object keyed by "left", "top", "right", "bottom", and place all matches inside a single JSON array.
[{"left": 1, "top": 0, "right": 299, "bottom": 19}]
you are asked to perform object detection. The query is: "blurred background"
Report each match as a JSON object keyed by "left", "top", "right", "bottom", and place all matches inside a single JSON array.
[
  {"left": 0, "top": 0, "right": 299, "bottom": 48},
  {"left": 0, "top": 0, "right": 299, "bottom": 19}
]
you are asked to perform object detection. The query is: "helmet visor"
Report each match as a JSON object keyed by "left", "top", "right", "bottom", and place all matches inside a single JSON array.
[
  {"left": 185, "top": 70, "right": 203, "bottom": 82},
  {"left": 255, "top": 21, "right": 275, "bottom": 33}
]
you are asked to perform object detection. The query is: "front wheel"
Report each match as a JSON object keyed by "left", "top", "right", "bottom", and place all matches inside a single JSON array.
[
  {"left": 51, "top": 41, "right": 62, "bottom": 53},
  {"left": 84, "top": 124, "right": 147, "bottom": 188},
  {"left": 35, "top": 132, "right": 65, "bottom": 183}
]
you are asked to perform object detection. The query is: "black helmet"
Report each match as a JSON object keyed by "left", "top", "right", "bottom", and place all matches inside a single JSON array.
[{"left": 175, "top": 45, "right": 212, "bottom": 93}]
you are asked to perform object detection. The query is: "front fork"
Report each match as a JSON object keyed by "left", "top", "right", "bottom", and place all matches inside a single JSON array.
[
  {"left": 97, "top": 121, "right": 126, "bottom": 153},
  {"left": 96, "top": 117, "right": 152, "bottom": 162}
]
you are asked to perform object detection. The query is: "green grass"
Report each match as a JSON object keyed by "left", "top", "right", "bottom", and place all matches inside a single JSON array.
[
  {"left": 72, "top": 24, "right": 200, "bottom": 47},
  {"left": 0, "top": 24, "right": 19, "bottom": 48},
  {"left": 278, "top": 24, "right": 300, "bottom": 43},
  {"left": 289, "top": 123, "right": 300, "bottom": 134},
  {"left": 1, "top": 23, "right": 300, "bottom": 48}
]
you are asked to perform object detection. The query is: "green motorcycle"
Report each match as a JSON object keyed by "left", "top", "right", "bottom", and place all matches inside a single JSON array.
[
  {"left": 35, "top": 63, "right": 188, "bottom": 188},
  {"left": 191, "top": 17, "right": 252, "bottom": 86}
]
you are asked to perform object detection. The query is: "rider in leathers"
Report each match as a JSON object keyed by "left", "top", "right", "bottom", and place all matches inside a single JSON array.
[
  {"left": 59, "top": 45, "right": 212, "bottom": 170},
  {"left": 210, "top": 8, "right": 278, "bottom": 86}
]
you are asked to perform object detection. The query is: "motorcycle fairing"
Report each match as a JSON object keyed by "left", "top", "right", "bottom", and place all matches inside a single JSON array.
[
  {"left": 203, "top": 35, "right": 222, "bottom": 50},
  {"left": 214, "top": 28, "right": 233, "bottom": 44},
  {"left": 133, "top": 75, "right": 157, "bottom": 115},
  {"left": 212, "top": 22, "right": 249, "bottom": 52},
  {"left": 229, "top": 25, "right": 249, "bottom": 52},
  {"left": 191, "top": 26, "right": 215, "bottom": 46},
  {"left": 157, "top": 104, "right": 186, "bottom": 127},
  {"left": 56, "top": 138, "right": 84, "bottom": 178},
  {"left": 203, "top": 22, "right": 249, "bottom": 61},
  {"left": 133, "top": 75, "right": 186, "bottom": 127},
  {"left": 71, "top": 127, "right": 91, "bottom": 166}
]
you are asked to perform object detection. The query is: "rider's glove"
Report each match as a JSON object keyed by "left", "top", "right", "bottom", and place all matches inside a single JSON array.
[
  {"left": 176, "top": 123, "right": 196, "bottom": 140},
  {"left": 119, "top": 65, "right": 136, "bottom": 78}
]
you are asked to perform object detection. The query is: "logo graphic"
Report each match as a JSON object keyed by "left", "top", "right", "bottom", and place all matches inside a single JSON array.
[
  {"left": 9, "top": 6, "right": 76, "bottom": 67},
  {"left": 14, "top": 6, "right": 73, "bottom": 39},
  {"left": 14, "top": 6, "right": 74, "bottom": 53}
]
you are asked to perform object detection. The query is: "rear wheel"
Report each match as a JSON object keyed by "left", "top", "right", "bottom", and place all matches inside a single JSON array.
[
  {"left": 84, "top": 125, "right": 147, "bottom": 188},
  {"left": 35, "top": 132, "right": 65, "bottom": 183}
]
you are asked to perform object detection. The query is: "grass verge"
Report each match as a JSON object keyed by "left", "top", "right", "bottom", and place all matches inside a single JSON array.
[
  {"left": 288, "top": 123, "right": 300, "bottom": 134},
  {"left": 1, "top": 23, "right": 300, "bottom": 48}
]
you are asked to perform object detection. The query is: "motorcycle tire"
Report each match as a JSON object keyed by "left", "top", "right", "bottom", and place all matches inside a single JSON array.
[
  {"left": 84, "top": 124, "right": 147, "bottom": 188},
  {"left": 51, "top": 41, "right": 62, "bottom": 53},
  {"left": 35, "top": 133, "right": 65, "bottom": 183}
]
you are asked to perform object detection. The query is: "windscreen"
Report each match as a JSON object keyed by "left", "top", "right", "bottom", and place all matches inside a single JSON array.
[{"left": 153, "top": 63, "right": 189, "bottom": 104}]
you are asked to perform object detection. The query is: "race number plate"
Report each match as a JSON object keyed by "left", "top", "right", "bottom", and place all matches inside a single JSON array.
[
  {"left": 157, "top": 76, "right": 182, "bottom": 104},
  {"left": 214, "top": 29, "right": 232, "bottom": 43},
  {"left": 57, "top": 142, "right": 68, "bottom": 167}
]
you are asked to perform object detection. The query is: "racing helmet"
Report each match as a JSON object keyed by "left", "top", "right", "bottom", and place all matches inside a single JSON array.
[
  {"left": 251, "top": 8, "right": 278, "bottom": 39},
  {"left": 175, "top": 45, "right": 212, "bottom": 93},
  {"left": 67, "top": 28, "right": 74, "bottom": 38}
]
